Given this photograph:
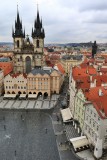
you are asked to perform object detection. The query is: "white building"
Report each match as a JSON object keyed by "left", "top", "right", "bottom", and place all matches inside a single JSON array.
[{"left": 83, "top": 100, "right": 107, "bottom": 159}]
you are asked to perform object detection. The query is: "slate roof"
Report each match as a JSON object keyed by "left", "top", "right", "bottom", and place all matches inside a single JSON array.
[{"left": 31, "top": 68, "right": 52, "bottom": 75}]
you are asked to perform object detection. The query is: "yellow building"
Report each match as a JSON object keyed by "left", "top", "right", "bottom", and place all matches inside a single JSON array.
[
  {"left": 4, "top": 74, "right": 27, "bottom": 95},
  {"left": 27, "top": 67, "right": 64, "bottom": 97},
  {"left": 61, "top": 55, "right": 83, "bottom": 75},
  {"left": 4, "top": 67, "right": 64, "bottom": 98}
]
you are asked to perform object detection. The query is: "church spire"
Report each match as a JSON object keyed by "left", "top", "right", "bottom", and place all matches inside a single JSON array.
[
  {"left": 32, "top": 5, "right": 45, "bottom": 38},
  {"left": 12, "top": 5, "right": 25, "bottom": 38}
]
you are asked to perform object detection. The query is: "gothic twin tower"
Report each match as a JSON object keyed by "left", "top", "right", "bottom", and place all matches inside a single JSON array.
[{"left": 12, "top": 7, "right": 45, "bottom": 73}]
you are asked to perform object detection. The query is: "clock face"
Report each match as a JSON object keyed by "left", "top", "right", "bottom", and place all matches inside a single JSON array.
[{"left": 14, "top": 84, "right": 17, "bottom": 89}]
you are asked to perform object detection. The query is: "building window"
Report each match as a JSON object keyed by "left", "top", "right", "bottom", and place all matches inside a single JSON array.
[
  {"left": 95, "top": 135, "right": 97, "bottom": 141},
  {"left": 94, "top": 113, "right": 96, "bottom": 118},
  {"left": 17, "top": 40, "right": 19, "bottom": 48},
  {"left": 86, "top": 116, "right": 88, "bottom": 121},
  {"left": 37, "top": 40, "right": 39, "bottom": 48},
  {"left": 97, "top": 126, "right": 99, "bottom": 131},
  {"left": 93, "top": 122, "right": 95, "bottom": 127}
]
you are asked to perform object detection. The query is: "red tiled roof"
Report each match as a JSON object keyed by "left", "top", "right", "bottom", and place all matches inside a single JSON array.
[
  {"left": 100, "top": 68, "right": 107, "bottom": 72},
  {"left": 93, "top": 97, "right": 107, "bottom": 119},
  {"left": 54, "top": 63, "right": 65, "bottom": 74},
  {"left": 72, "top": 66, "right": 97, "bottom": 89},
  {"left": 83, "top": 86, "right": 107, "bottom": 101},
  {"left": 83, "top": 86, "right": 107, "bottom": 119},
  {"left": 72, "top": 66, "right": 97, "bottom": 78},
  {"left": 92, "top": 75, "right": 107, "bottom": 86},
  {"left": 11, "top": 73, "right": 27, "bottom": 78}
]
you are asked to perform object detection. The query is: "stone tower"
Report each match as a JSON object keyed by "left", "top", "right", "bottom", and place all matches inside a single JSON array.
[
  {"left": 13, "top": 6, "right": 45, "bottom": 74},
  {"left": 32, "top": 8, "right": 45, "bottom": 67},
  {"left": 12, "top": 7, "right": 25, "bottom": 52}
]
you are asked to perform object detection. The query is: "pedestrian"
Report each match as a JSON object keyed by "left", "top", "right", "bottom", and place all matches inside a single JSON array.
[
  {"left": 60, "top": 142, "right": 62, "bottom": 146},
  {"left": 45, "top": 128, "right": 47, "bottom": 133},
  {"left": 21, "top": 115, "right": 23, "bottom": 120},
  {"left": 57, "top": 115, "right": 59, "bottom": 121},
  {"left": 14, "top": 150, "right": 16, "bottom": 156},
  {"left": 4, "top": 125, "right": 6, "bottom": 130}
]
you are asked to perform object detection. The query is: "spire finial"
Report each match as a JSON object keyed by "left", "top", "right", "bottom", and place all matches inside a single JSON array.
[
  {"left": 17, "top": 2, "right": 18, "bottom": 13},
  {"left": 37, "top": 1, "right": 39, "bottom": 12}
]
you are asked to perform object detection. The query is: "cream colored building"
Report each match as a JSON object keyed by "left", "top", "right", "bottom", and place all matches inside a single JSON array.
[
  {"left": 27, "top": 68, "right": 64, "bottom": 97},
  {"left": 61, "top": 55, "right": 83, "bottom": 75},
  {"left": 0, "top": 69, "right": 4, "bottom": 96},
  {"left": 4, "top": 74, "right": 27, "bottom": 95},
  {"left": 4, "top": 68, "right": 64, "bottom": 98}
]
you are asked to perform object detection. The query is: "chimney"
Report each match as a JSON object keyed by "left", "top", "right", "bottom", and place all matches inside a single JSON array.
[
  {"left": 90, "top": 75, "right": 92, "bottom": 82},
  {"left": 99, "top": 72, "right": 102, "bottom": 75},
  {"left": 86, "top": 68, "right": 88, "bottom": 74},
  {"left": 94, "top": 79, "right": 96, "bottom": 87},
  {"left": 99, "top": 89, "right": 103, "bottom": 96},
  {"left": 90, "top": 79, "right": 96, "bottom": 88}
]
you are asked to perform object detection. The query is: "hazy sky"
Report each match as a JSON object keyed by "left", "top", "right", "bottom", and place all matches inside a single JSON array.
[{"left": 0, "top": 0, "right": 107, "bottom": 43}]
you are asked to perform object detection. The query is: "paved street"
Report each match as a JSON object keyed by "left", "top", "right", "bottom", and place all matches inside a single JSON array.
[
  {"left": 52, "top": 107, "right": 79, "bottom": 160},
  {"left": 0, "top": 94, "right": 59, "bottom": 110},
  {"left": 0, "top": 110, "right": 60, "bottom": 160}
]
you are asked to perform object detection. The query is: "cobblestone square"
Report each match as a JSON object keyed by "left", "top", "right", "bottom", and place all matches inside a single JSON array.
[{"left": 0, "top": 110, "right": 60, "bottom": 160}]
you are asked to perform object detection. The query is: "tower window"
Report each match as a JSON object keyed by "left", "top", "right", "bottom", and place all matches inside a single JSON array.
[
  {"left": 17, "top": 40, "right": 20, "bottom": 48},
  {"left": 37, "top": 40, "right": 39, "bottom": 48}
]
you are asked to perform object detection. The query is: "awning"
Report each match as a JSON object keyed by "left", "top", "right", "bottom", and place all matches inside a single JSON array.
[
  {"left": 4, "top": 94, "right": 16, "bottom": 98},
  {"left": 28, "top": 94, "right": 37, "bottom": 98},
  {"left": 70, "top": 136, "right": 89, "bottom": 152},
  {"left": 60, "top": 108, "right": 73, "bottom": 123},
  {"left": 19, "top": 94, "right": 26, "bottom": 98}
]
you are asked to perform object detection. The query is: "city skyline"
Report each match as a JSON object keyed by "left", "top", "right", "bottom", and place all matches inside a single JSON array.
[{"left": 1, "top": 0, "right": 107, "bottom": 43}]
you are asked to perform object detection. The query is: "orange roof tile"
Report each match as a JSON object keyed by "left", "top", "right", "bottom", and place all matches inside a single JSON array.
[{"left": 83, "top": 86, "right": 107, "bottom": 119}]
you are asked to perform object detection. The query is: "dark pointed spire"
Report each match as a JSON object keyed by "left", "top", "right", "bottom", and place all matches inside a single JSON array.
[
  {"left": 41, "top": 18, "right": 42, "bottom": 28},
  {"left": 32, "top": 5, "right": 45, "bottom": 39},
  {"left": 12, "top": 26, "right": 14, "bottom": 37},
  {"left": 24, "top": 28, "right": 25, "bottom": 38},
  {"left": 12, "top": 5, "right": 25, "bottom": 38},
  {"left": 32, "top": 27, "right": 34, "bottom": 37}
]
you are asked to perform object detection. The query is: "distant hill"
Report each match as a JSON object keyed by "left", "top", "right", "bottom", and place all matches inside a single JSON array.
[
  {"left": 45, "top": 42, "right": 93, "bottom": 47},
  {"left": 0, "top": 42, "right": 13, "bottom": 46}
]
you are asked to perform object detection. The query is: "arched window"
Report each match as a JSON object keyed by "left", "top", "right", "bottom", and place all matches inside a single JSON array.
[
  {"left": 37, "top": 40, "right": 39, "bottom": 48},
  {"left": 17, "top": 40, "right": 19, "bottom": 48}
]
